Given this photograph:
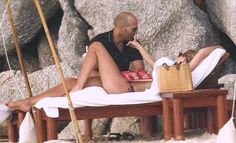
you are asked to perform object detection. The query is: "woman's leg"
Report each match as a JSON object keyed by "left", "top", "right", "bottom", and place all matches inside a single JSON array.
[
  {"left": 6, "top": 76, "right": 103, "bottom": 112},
  {"left": 5, "top": 78, "right": 77, "bottom": 112},
  {"left": 76, "top": 42, "right": 131, "bottom": 94}
]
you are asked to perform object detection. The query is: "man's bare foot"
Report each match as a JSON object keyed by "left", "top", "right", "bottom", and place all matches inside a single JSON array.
[{"left": 5, "top": 99, "right": 31, "bottom": 112}]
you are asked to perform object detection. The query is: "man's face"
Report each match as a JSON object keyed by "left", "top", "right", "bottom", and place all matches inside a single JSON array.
[
  {"left": 124, "top": 26, "right": 138, "bottom": 41},
  {"left": 123, "top": 20, "right": 138, "bottom": 41}
]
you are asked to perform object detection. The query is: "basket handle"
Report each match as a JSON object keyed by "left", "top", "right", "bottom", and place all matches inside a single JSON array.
[
  {"left": 174, "top": 62, "right": 180, "bottom": 70},
  {"left": 162, "top": 63, "right": 170, "bottom": 71},
  {"left": 162, "top": 63, "right": 181, "bottom": 71}
]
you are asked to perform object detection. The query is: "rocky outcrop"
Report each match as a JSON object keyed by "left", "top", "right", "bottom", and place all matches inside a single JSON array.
[
  {"left": 205, "top": 0, "right": 236, "bottom": 45},
  {"left": 219, "top": 74, "right": 236, "bottom": 99},
  {"left": 75, "top": 0, "right": 221, "bottom": 62},
  {"left": 57, "top": 0, "right": 89, "bottom": 66},
  {"left": 0, "top": 61, "right": 81, "bottom": 103},
  {"left": 37, "top": 11, "right": 62, "bottom": 68},
  {"left": 0, "top": 0, "right": 60, "bottom": 56}
]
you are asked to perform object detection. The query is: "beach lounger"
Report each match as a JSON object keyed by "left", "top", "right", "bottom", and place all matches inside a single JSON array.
[
  {"left": 34, "top": 101, "right": 162, "bottom": 142},
  {"left": 33, "top": 88, "right": 228, "bottom": 142}
]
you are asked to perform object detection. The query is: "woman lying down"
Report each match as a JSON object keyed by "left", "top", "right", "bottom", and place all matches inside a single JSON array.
[{"left": 5, "top": 40, "right": 226, "bottom": 112}]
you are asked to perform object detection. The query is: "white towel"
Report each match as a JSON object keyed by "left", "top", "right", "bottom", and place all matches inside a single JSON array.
[
  {"left": 34, "top": 48, "right": 226, "bottom": 118},
  {"left": 19, "top": 112, "right": 37, "bottom": 143},
  {"left": 35, "top": 87, "right": 162, "bottom": 118},
  {"left": 0, "top": 104, "right": 13, "bottom": 124},
  {"left": 216, "top": 117, "right": 236, "bottom": 143},
  {"left": 191, "top": 48, "right": 226, "bottom": 88}
]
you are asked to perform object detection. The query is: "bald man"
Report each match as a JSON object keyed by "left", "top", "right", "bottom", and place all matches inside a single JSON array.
[
  {"left": 70, "top": 11, "right": 145, "bottom": 93},
  {"left": 89, "top": 12, "right": 144, "bottom": 71}
]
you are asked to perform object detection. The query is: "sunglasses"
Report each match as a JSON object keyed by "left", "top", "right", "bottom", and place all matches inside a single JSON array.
[{"left": 125, "top": 27, "right": 138, "bottom": 32}]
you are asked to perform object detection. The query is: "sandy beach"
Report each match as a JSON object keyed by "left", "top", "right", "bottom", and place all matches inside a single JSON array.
[{"left": 44, "top": 130, "right": 217, "bottom": 143}]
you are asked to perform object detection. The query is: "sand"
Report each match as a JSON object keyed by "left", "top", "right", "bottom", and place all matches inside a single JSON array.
[{"left": 44, "top": 131, "right": 218, "bottom": 143}]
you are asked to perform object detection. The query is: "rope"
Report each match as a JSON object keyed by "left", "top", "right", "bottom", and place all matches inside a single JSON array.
[
  {"left": 0, "top": 0, "right": 25, "bottom": 99},
  {"left": 231, "top": 81, "right": 236, "bottom": 118},
  {"left": 0, "top": 0, "right": 11, "bottom": 69}
]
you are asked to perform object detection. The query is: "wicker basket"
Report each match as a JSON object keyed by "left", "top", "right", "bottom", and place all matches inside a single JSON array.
[{"left": 157, "top": 63, "right": 193, "bottom": 93}]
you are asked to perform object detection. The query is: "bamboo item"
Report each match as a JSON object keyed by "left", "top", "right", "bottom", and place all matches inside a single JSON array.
[
  {"left": 4, "top": 0, "right": 33, "bottom": 98},
  {"left": 33, "top": 0, "right": 83, "bottom": 143},
  {"left": 4, "top": 0, "right": 37, "bottom": 141},
  {"left": 157, "top": 63, "right": 193, "bottom": 93}
]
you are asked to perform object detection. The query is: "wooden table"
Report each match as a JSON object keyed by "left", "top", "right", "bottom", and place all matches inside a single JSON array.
[{"left": 161, "top": 89, "right": 228, "bottom": 140}]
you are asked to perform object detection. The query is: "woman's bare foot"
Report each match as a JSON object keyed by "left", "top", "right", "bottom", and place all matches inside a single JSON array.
[{"left": 5, "top": 99, "right": 32, "bottom": 112}]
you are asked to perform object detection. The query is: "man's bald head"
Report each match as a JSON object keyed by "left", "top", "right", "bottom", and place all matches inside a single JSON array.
[{"left": 114, "top": 12, "right": 138, "bottom": 28}]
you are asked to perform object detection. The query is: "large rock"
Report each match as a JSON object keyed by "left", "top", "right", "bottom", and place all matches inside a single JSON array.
[
  {"left": 0, "top": 45, "right": 41, "bottom": 73},
  {"left": 57, "top": 0, "right": 89, "bottom": 66},
  {"left": 110, "top": 117, "right": 141, "bottom": 135},
  {"left": 205, "top": 0, "right": 236, "bottom": 45},
  {"left": 219, "top": 58, "right": 236, "bottom": 77},
  {"left": 58, "top": 120, "right": 85, "bottom": 140},
  {"left": 58, "top": 118, "right": 111, "bottom": 140},
  {"left": 37, "top": 0, "right": 90, "bottom": 69},
  {"left": 218, "top": 74, "right": 236, "bottom": 99},
  {"left": 0, "top": 0, "right": 60, "bottom": 56},
  {"left": 0, "top": 60, "right": 81, "bottom": 104},
  {"left": 75, "top": 0, "right": 221, "bottom": 62},
  {"left": 37, "top": 10, "right": 63, "bottom": 68},
  {"left": 0, "top": 70, "right": 26, "bottom": 102}
]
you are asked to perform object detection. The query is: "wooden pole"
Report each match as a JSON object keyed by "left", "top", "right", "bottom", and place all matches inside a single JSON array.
[
  {"left": 4, "top": 0, "right": 33, "bottom": 98},
  {"left": 4, "top": 0, "right": 38, "bottom": 141},
  {"left": 33, "top": 0, "right": 83, "bottom": 142}
]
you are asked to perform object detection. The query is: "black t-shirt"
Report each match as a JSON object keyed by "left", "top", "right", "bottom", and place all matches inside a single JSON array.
[{"left": 88, "top": 30, "right": 143, "bottom": 71}]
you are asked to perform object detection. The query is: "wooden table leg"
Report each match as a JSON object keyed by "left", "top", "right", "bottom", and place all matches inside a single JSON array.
[
  {"left": 216, "top": 95, "right": 227, "bottom": 131},
  {"left": 84, "top": 119, "right": 93, "bottom": 141},
  {"left": 162, "top": 98, "right": 173, "bottom": 140},
  {"left": 7, "top": 119, "right": 18, "bottom": 142},
  {"left": 140, "top": 116, "right": 154, "bottom": 138},
  {"left": 17, "top": 112, "right": 25, "bottom": 128},
  {"left": 46, "top": 117, "right": 57, "bottom": 140},
  {"left": 206, "top": 107, "right": 217, "bottom": 133},
  {"left": 140, "top": 115, "right": 159, "bottom": 138},
  {"left": 173, "top": 98, "right": 184, "bottom": 140},
  {"left": 35, "top": 110, "right": 46, "bottom": 143}
]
